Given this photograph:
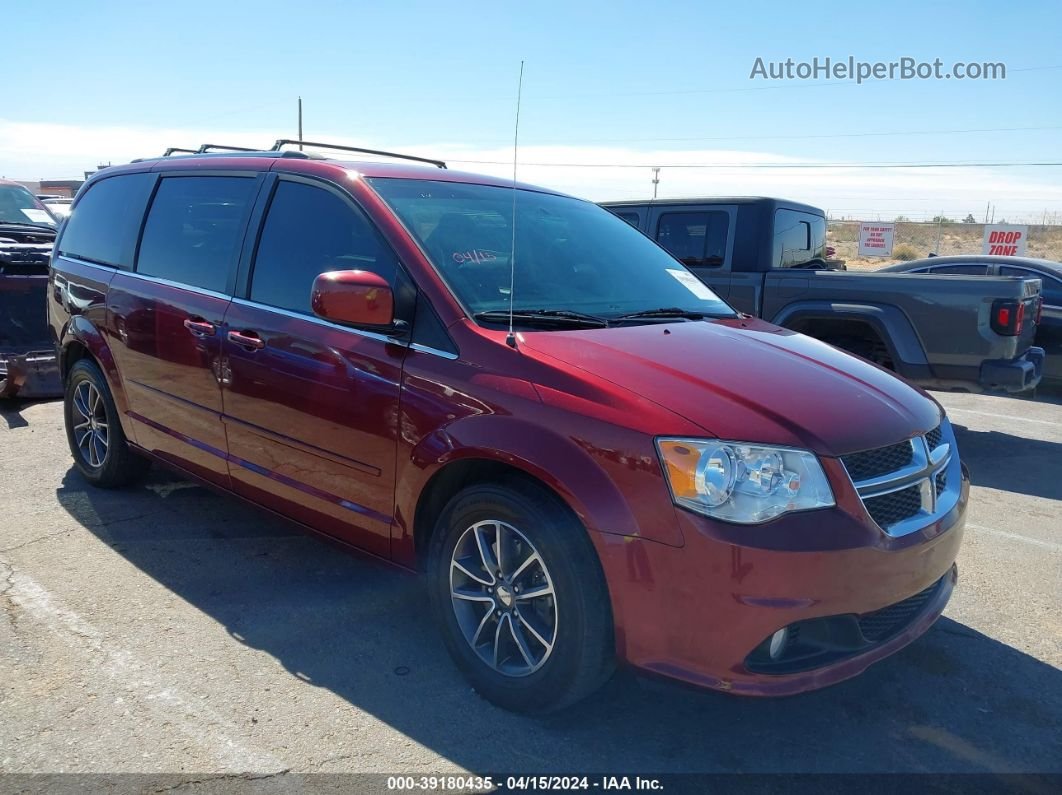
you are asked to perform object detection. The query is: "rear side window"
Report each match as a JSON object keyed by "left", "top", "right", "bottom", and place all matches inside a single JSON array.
[
  {"left": 929, "top": 264, "right": 990, "bottom": 275},
  {"left": 137, "top": 176, "right": 257, "bottom": 293},
  {"left": 249, "top": 180, "right": 399, "bottom": 315},
  {"left": 1000, "top": 266, "right": 1062, "bottom": 304},
  {"left": 655, "top": 211, "right": 728, "bottom": 267},
  {"left": 773, "top": 209, "right": 827, "bottom": 268},
  {"left": 57, "top": 173, "right": 154, "bottom": 269}
]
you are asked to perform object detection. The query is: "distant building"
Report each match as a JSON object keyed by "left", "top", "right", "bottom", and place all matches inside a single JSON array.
[{"left": 13, "top": 164, "right": 111, "bottom": 198}]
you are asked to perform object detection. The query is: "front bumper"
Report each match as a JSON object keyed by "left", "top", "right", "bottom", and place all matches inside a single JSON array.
[
  {"left": 979, "top": 346, "right": 1044, "bottom": 393},
  {"left": 592, "top": 464, "right": 968, "bottom": 696}
]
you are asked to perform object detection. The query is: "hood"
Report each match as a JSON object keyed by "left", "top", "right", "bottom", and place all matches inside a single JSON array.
[{"left": 519, "top": 318, "right": 941, "bottom": 457}]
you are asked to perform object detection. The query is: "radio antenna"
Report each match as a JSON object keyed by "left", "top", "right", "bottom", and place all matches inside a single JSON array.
[{"left": 506, "top": 60, "right": 525, "bottom": 350}]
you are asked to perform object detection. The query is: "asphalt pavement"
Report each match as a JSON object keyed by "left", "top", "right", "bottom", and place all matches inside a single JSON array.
[{"left": 1, "top": 390, "right": 1059, "bottom": 777}]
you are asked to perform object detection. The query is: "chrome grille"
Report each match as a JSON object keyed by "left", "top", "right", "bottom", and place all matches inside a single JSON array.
[
  {"left": 925, "top": 425, "right": 943, "bottom": 452},
  {"left": 864, "top": 485, "right": 922, "bottom": 528},
  {"left": 841, "top": 421, "right": 959, "bottom": 537},
  {"left": 840, "top": 441, "right": 913, "bottom": 482}
]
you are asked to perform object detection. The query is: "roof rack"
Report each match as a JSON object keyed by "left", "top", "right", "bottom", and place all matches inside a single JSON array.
[
  {"left": 163, "top": 147, "right": 198, "bottom": 156},
  {"left": 270, "top": 139, "right": 446, "bottom": 169},
  {"left": 197, "top": 143, "right": 260, "bottom": 153}
]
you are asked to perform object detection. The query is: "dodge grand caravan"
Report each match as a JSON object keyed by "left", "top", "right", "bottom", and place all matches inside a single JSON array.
[{"left": 49, "top": 142, "right": 967, "bottom": 713}]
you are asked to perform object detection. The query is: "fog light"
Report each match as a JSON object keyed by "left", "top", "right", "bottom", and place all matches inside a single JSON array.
[{"left": 768, "top": 628, "right": 789, "bottom": 660}]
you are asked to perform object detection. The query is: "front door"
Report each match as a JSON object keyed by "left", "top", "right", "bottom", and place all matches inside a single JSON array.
[
  {"left": 109, "top": 173, "right": 261, "bottom": 485},
  {"left": 221, "top": 177, "right": 407, "bottom": 557}
]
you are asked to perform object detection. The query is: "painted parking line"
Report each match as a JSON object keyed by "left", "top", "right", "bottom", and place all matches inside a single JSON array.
[
  {"left": 4, "top": 567, "right": 289, "bottom": 773},
  {"left": 946, "top": 407, "right": 1061, "bottom": 428},
  {"left": 967, "top": 523, "right": 1062, "bottom": 553}
]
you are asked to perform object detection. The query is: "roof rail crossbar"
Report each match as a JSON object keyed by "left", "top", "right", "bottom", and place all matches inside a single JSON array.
[
  {"left": 197, "top": 144, "right": 260, "bottom": 153},
  {"left": 163, "top": 147, "right": 198, "bottom": 156},
  {"left": 270, "top": 139, "right": 446, "bottom": 169}
]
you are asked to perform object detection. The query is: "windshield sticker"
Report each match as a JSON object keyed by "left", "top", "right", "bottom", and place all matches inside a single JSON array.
[
  {"left": 667, "top": 269, "right": 719, "bottom": 301},
  {"left": 453, "top": 249, "right": 499, "bottom": 265},
  {"left": 20, "top": 209, "right": 53, "bottom": 224}
]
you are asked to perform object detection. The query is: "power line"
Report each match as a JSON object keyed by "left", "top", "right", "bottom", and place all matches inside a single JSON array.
[
  {"left": 449, "top": 159, "right": 1062, "bottom": 169},
  {"left": 521, "top": 125, "right": 1062, "bottom": 146}
]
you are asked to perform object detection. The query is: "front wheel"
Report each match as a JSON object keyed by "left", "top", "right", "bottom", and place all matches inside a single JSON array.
[{"left": 428, "top": 480, "right": 615, "bottom": 713}]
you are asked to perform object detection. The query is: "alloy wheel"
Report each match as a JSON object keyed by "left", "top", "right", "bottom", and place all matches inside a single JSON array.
[
  {"left": 72, "top": 381, "right": 109, "bottom": 468},
  {"left": 449, "top": 519, "right": 558, "bottom": 677}
]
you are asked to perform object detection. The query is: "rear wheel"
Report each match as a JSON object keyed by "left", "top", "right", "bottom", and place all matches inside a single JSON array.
[
  {"left": 64, "top": 359, "right": 145, "bottom": 487},
  {"left": 428, "top": 480, "right": 615, "bottom": 713}
]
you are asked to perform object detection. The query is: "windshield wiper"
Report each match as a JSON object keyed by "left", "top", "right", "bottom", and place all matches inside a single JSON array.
[
  {"left": 615, "top": 307, "right": 731, "bottom": 321},
  {"left": 474, "top": 309, "right": 609, "bottom": 329}
]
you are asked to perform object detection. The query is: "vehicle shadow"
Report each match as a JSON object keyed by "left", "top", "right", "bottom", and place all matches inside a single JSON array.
[
  {"left": 951, "top": 424, "right": 1062, "bottom": 501},
  {"left": 1, "top": 398, "right": 32, "bottom": 430},
  {"left": 55, "top": 467, "right": 1061, "bottom": 774}
]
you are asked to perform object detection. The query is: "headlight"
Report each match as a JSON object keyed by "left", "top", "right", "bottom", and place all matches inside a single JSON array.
[{"left": 656, "top": 438, "right": 835, "bottom": 524}]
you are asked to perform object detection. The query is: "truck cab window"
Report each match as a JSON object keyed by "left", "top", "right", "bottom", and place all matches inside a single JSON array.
[
  {"left": 655, "top": 211, "right": 728, "bottom": 267},
  {"left": 774, "top": 209, "right": 826, "bottom": 268}
]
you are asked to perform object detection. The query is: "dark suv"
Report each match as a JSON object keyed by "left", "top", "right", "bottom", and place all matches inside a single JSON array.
[{"left": 49, "top": 143, "right": 967, "bottom": 712}]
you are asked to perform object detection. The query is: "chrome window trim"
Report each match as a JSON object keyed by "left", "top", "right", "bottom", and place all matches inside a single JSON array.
[
  {"left": 229, "top": 298, "right": 460, "bottom": 360},
  {"left": 123, "top": 269, "right": 232, "bottom": 301},
  {"left": 58, "top": 254, "right": 119, "bottom": 273},
  {"left": 58, "top": 256, "right": 461, "bottom": 360}
]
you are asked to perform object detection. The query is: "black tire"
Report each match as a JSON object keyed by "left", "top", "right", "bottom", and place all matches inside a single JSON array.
[
  {"left": 64, "top": 359, "right": 145, "bottom": 488},
  {"left": 427, "top": 478, "right": 615, "bottom": 713}
]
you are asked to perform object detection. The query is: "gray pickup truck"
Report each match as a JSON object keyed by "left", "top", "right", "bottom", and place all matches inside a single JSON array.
[{"left": 603, "top": 197, "right": 1045, "bottom": 393}]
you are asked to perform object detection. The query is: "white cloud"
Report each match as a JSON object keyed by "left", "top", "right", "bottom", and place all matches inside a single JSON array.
[{"left": 3, "top": 119, "right": 1060, "bottom": 222}]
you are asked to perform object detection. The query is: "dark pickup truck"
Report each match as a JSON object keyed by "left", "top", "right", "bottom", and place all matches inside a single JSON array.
[
  {"left": 603, "top": 197, "right": 1045, "bottom": 393},
  {"left": 0, "top": 179, "right": 62, "bottom": 398}
]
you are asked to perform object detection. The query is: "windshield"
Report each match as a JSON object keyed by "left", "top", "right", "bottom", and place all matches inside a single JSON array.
[
  {"left": 0, "top": 184, "right": 58, "bottom": 228},
  {"left": 368, "top": 178, "right": 736, "bottom": 325}
]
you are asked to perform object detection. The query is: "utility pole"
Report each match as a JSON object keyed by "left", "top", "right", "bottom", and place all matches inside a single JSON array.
[
  {"left": 298, "top": 96, "right": 303, "bottom": 151},
  {"left": 652, "top": 167, "right": 660, "bottom": 199},
  {"left": 985, "top": 201, "right": 990, "bottom": 223}
]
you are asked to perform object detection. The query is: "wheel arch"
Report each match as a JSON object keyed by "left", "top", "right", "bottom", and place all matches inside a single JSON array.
[
  {"left": 59, "top": 317, "right": 133, "bottom": 427},
  {"left": 396, "top": 415, "right": 677, "bottom": 570},
  {"left": 772, "top": 301, "right": 928, "bottom": 376}
]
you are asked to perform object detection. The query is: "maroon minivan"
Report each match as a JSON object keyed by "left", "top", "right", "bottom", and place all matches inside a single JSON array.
[{"left": 48, "top": 144, "right": 967, "bottom": 712}]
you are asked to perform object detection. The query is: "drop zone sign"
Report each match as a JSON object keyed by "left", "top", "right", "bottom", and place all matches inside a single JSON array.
[
  {"left": 858, "top": 222, "right": 896, "bottom": 257},
  {"left": 983, "top": 224, "right": 1028, "bottom": 256}
]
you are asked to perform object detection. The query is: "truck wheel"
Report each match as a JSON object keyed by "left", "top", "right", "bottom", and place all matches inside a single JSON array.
[
  {"left": 64, "top": 359, "right": 145, "bottom": 488},
  {"left": 427, "top": 480, "right": 615, "bottom": 713}
]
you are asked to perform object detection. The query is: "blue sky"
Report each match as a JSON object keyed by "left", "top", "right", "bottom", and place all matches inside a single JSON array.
[{"left": 5, "top": 0, "right": 1062, "bottom": 220}]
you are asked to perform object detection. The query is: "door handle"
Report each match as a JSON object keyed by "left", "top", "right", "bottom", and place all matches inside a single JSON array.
[
  {"left": 183, "top": 318, "right": 216, "bottom": 337},
  {"left": 227, "top": 330, "right": 266, "bottom": 351}
]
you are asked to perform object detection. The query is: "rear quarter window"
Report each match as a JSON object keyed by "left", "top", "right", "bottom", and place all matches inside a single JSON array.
[
  {"left": 929, "top": 264, "right": 990, "bottom": 275},
  {"left": 1000, "top": 266, "right": 1062, "bottom": 305},
  {"left": 773, "top": 209, "right": 826, "bottom": 268},
  {"left": 57, "top": 173, "right": 155, "bottom": 269}
]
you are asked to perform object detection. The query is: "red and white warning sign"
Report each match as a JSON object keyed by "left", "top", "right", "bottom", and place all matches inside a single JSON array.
[
  {"left": 982, "top": 224, "right": 1028, "bottom": 257},
  {"left": 857, "top": 222, "right": 896, "bottom": 257}
]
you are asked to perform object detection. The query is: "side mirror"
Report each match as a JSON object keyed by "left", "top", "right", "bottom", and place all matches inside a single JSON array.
[{"left": 311, "top": 270, "right": 394, "bottom": 328}]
